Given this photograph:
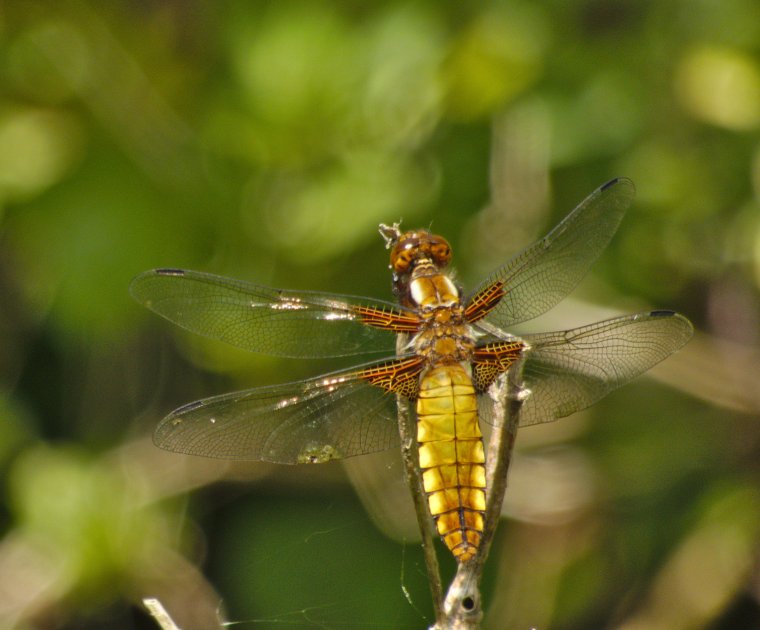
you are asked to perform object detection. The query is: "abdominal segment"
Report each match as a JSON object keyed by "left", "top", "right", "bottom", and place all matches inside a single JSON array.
[{"left": 416, "top": 364, "right": 486, "bottom": 562}]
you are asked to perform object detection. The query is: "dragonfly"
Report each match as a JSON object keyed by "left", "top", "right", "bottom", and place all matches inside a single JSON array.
[{"left": 130, "top": 177, "right": 693, "bottom": 563}]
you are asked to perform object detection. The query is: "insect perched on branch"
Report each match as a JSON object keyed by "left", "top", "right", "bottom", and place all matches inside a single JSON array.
[{"left": 131, "top": 177, "right": 692, "bottom": 563}]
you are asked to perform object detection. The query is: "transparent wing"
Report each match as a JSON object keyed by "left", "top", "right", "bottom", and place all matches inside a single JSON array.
[
  {"left": 467, "top": 178, "right": 636, "bottom": 329},
  {"left": 130, "top": 269, "right": 418, "bottom": 358},
  {"left": 478, "top": 311, "right": 693, "bottom": 427},
  {"left": 153, "top": 359, "right": 413, "bottom": 463}
]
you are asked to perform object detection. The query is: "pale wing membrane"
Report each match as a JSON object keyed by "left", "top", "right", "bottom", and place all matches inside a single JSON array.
[
  {"left": 130, "top": 269, "right": 404, "bottom": 358},
  {"left": 479, "top": 311, "right": 693, "bottom": 427},
  {"left": 154, "top": 361, "right": 405, "bottom": 463},
  {"left": 469, "top": 177, "right": 636, "bottom": 329}
]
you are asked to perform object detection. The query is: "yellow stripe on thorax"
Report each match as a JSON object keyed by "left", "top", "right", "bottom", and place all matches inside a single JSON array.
[{"left": 417, "top": 363, "right": 486, "bottom": 562}]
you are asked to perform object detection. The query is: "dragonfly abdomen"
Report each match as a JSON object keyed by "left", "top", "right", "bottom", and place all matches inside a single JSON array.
[{"left": 417, "top": 364, "right": 486, "bottom": 562}]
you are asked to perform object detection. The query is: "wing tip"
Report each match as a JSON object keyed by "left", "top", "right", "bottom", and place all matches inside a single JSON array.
[
  {"left": 129, "top": 268, "right": 187, "bottom": 302},
  {"left": 646, "top": 309, "right": 695, "bottom": 346},
  {"left": 601, "top": 176, "right": 636, "bottom": 195}
]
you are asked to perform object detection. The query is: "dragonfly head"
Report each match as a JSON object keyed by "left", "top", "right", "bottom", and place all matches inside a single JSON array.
[
  {"left": 387, "top": 229, "right": 452, "bottom": 274},
  {"left": 379, "top": 223, "right": 453, "bottom": 306}
]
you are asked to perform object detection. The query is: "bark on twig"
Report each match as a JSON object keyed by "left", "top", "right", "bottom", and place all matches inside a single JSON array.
[
  {"left": 395, "top": 334, "right": 445, "bottom": 621},
  {"left": 143, "top": 598, "right": 183, "bottom": 630},
  {"left": 397, "top": 392, "right": 445, "bottom": 619}
]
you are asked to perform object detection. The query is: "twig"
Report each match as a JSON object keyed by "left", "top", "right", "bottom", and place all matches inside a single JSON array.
[
  {"left": 143, "top": 598, "right": 183, "bottom": 630},
  {"left": 398, "top": 392, "right": 446, "bottom": 618},
  {"left": 395, "top": 334, "right": 445, "bottom": 621}
]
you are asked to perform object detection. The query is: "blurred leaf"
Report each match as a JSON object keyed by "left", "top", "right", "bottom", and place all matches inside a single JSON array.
[
  {"left": 0, "top": 107, "right": 84, "bottom": 203},
  {"left": 443, "top": 5, "right": 547, "bottom": 119},
  {"left": 676, "top": 46, "right": 760, "bottom": 130},
  {"left": 8, "top": 445, "right": 169, "bottom": 604}
]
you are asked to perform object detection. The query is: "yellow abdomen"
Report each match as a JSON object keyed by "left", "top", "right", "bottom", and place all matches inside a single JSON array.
[{"left": 417, "top": 364, "right": 486, "bottom": 562}]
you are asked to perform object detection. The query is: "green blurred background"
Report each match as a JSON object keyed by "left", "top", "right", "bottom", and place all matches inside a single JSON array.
[{"left": 1, "top": 1, "right": 759, "bottom": 628}]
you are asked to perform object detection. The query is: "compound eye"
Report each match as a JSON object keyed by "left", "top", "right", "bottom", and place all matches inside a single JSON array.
[
  {"left": 429, "top": 237, "right": 452, "bottom": 266},
  {"left": 390, "top": 239, "right": 418, "bottom": 272}
]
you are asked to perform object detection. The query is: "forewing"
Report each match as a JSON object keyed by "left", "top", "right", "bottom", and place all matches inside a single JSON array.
[
  {"left": 512, "top": 311, "right": 693, "bottom": 427},
  {"left": 153, "top": 358, "right": 421, "bottom": 463},
  {"left": 130, "top": 269, "right": 418, "bottom": 358},
  {"left": 466, "top": 178, "right": 635, "bottom": 329}
]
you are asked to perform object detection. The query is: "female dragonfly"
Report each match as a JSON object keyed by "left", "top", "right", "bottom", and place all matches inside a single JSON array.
[{"left": 130, "top": 178, "right": 693, "bottom": 563}]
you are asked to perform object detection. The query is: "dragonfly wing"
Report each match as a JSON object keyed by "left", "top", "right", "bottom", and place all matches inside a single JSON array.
[
  {"left": 467, "top": 178, "right": 635, "bottom": 329},
  {"left": 130, "top": 269, "right": 418, "bottom": 358},
  {"left": 509, "top": 311, "right": 693, "bottom": 427},
  {"left": 153, "top": 357, "right": 423, "bottom": 463}
]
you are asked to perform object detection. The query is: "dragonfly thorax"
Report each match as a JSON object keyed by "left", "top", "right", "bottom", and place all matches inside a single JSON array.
[{"left": 409, "top": 271, "right": 476, "bottom": 366}]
